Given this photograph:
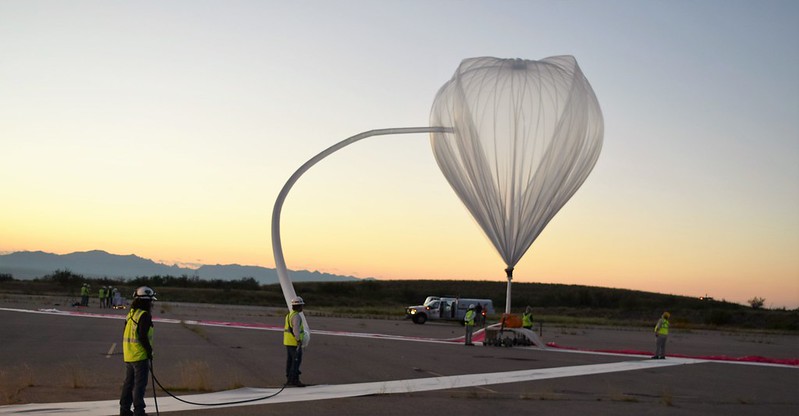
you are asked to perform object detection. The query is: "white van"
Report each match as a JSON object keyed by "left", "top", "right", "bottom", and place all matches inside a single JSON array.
[{"left": 405, "top": 296, "right": 495, "bottom": 324}]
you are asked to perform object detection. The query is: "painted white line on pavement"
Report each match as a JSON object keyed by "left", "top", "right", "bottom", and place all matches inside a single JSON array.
[
  {"left": 0, "top": 307, "right": 452, "bottom": 342},
  {"left": 0, "top": 358, "right": 696, "bottom": 415}
]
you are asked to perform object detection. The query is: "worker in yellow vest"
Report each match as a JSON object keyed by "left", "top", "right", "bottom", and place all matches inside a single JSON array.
[
  {"left": 284, "top": 296, "right": 307, "bottom": 387},
  {"left": 464, "top": 304, "right": 476, "bottom": 346},
  {"left": 652, "top": 311, "right": 670, "bottom": 359},
  {"left": 98, "top": 286, "right": 106, "bottom": 309},
  {"left": 522, "top": 306, "right": 534, "bottom": 330},
  {"left": 119, "top": 286, "right": 156, "bottom": 416},
  {"left": 80, "top": 283, "right": 90, "bottom": 307}
]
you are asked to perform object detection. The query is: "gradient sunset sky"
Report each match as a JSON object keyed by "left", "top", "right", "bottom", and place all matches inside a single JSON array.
[{"left": 2, "top": 1, "right": 797, "bottom": 309}]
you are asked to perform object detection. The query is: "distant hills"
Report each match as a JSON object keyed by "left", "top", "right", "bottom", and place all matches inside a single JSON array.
[{"left": 0, "top": 250, "right": 360, "bottom": 284}]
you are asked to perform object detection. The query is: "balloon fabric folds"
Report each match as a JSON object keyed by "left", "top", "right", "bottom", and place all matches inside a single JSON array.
[{"left": 429, "top": 56, "right": 604, "bottom": 294}]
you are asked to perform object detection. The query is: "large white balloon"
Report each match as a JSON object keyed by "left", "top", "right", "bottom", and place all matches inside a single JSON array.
[{"left": 429, "top": 56, "right": 604, "bottom": 312}]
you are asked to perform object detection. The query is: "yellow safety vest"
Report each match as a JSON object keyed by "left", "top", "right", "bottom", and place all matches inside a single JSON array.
[
  {"left": 655, "top": 318, "right": 669, "bottom": 335},
  {"left": 522, "top": 312, "right": 533, "bottom": 328},
  {"left": 123, "top": 309, "right": 153, "bottom": 362},
  {"left": 464, "top": 310, "right": 476, "bottom": 326},
  {"left": 284, "top": 310, "right": 303, "bottom": 346}
]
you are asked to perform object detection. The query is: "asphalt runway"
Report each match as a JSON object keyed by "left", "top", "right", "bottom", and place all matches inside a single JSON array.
[{"left": 0, "top": 297, "right": 797, "bottom": 415}]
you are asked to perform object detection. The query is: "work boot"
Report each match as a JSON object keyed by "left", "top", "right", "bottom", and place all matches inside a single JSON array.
[
  {"left": 287, "top": 378, "right": 306, "bottom": 387},
  {"left": 120, "top": 410, "right": 133, "bottom": 416}
]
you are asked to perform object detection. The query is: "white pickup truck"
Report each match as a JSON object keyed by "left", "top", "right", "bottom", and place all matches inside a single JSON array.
[{"left": 405, "top": 296, "right": 494, "bottom": 324}]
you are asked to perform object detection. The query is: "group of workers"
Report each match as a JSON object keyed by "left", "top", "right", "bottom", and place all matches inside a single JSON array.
[
  {"left": 463, "top": 303, "right": 671, "bottom": 360},
  {"left": 77, "top": 283, "right": 124, "bottom": 308},
  {"left": 117, "top": 286, "right": 308, "bottom": 416},
  {"left": 117, "top": 285, "right": 671, "bottom": 416}
]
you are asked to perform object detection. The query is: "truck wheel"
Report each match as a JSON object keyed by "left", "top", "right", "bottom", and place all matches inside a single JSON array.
[{"left": 412, "top": 314, "right": 427, "bottom": 324}]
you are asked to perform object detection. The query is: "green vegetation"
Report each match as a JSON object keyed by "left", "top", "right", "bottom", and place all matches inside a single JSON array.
[{"left": 1, "top": 269, "right": 796, "bottom": 331}]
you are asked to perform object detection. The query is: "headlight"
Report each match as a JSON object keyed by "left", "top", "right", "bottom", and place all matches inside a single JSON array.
[{"left": 409, "top": 309, "right": 416, "bottom": 314}]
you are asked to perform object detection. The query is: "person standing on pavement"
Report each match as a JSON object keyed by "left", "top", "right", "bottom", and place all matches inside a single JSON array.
[
  {"left": 464, "top": 304, "right": 476, "bottom": 346},
  {"left": 99, "top": 286, "right": 106, "bottom": 309},
  {"left": 113, "top": 287, "right": 123, "bottom": 309},
  {"left": 652, "top": 311, "right": 670, "bottom": 359},
  {"left": 120, "top": 286, "right": 156, "bottom": 416},
  {"left": 80, "top": 283, "right": 90, "bottom": 307},
  {"left": 522, "top": 305, "right": 534, "bottom": 330},
  {"left": 284, "top": 297, "right": 307, "bottom": 387}
]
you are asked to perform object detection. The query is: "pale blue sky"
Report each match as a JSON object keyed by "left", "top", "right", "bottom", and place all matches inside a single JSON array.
[{"left": 2, "top": 0, "right": 797, "bottom": 308}]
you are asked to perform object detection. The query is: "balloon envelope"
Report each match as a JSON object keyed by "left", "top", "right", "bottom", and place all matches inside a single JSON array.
[{"left": 429, "top": 56, "right": 603, "bottom": 272}]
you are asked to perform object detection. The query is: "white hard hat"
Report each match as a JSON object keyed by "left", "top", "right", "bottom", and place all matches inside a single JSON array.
[
  {"left": 291, "top": 296, "right": 305, "bottom": 306},
  {"left": 469, "top": 304, "right": 476, "bottom": 309},
  {"left": 133, "top": 286, "right": 157, "bottom": 300}
]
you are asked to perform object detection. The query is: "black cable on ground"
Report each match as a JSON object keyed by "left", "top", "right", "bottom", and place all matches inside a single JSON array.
[
  {"left": 150, "top": 361, "right": 159, "bottom": 415},
  {"left": 148, "top": 359, "right": 287, "bottom": 415}
]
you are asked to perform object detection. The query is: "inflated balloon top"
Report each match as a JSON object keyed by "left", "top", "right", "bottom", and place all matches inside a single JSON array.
[{"left": 430, "top": 56, "right": 603, "bottom": 279}]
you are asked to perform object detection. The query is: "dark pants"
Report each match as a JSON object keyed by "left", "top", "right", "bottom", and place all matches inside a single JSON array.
[
  {"left": 286, "top": 346, "right": 303, "bottom": 383},
  {"left": 120, "top": 360, "right": 149, "bottom": 415},
  {"left": 655, "top": 334, "right": 668, "bottom": 358}
]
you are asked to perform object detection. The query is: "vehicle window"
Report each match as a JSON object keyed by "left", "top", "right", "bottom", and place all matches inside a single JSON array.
[{"left": 423, "top": 296, "right": 438, "bottom": 305}]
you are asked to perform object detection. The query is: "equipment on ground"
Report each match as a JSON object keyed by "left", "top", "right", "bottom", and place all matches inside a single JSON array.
[{"left": 483, "top": 320, "right": 546, "bottom": 348}]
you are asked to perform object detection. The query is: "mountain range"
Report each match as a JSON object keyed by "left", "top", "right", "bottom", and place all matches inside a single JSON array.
[{"left": 0, "top": 250, "right": 361, "bottom": 284}]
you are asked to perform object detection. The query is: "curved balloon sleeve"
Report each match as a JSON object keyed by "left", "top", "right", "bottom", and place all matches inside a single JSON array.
[
  {"left": 271, "top": 127, "right": 452, "bottom": 348},
  {"left": 430, "top": 56, "right": 603, "bottom": 273},
  {"left": 301, "top": 327, "right": 310, "bottom": 348}
]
